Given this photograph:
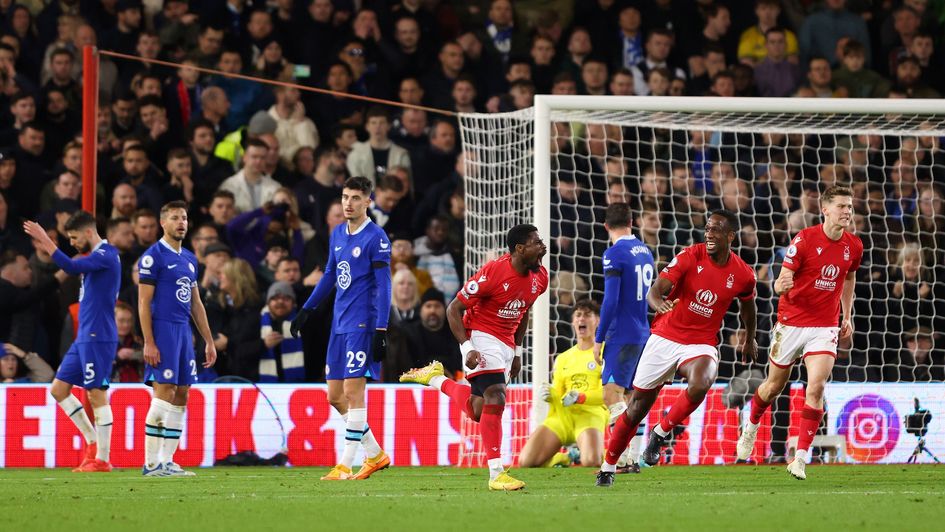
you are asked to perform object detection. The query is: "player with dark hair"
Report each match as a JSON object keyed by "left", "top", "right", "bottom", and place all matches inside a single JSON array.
[
  {"left": 400, "top": 223, "right": 548, "bottom": 490},
  {"left": 593, "top": 202, "right": 654, "bottom": 473},
  {"left": 737, "top": 186, "right": 862, "bottom": 480},
  {"left": 23, "top": 211, "right": 121, "bottom": 472},
  {"left": 291, "top": 176, "right": 392, "bottom": 480},
  {"left": 138, "top": 200, "right": 217, "bottom": 477},
  {"left": 597, "top": 210, "right": 757, "bottom": 487},
  {"left": 519, "top": 299, "right": 607, "bottom": 468}
]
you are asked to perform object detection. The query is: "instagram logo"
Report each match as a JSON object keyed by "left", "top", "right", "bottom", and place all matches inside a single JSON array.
[{"left": 837, "top": 394, "right": 900, "bottom": 462}]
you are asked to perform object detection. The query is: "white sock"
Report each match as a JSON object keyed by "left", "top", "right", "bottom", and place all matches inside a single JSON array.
[
  {"left": 429, "top": 375, "right": 447, "bottom": 391},
  {"left": 601, "top": 461, "right": 617, "bottom": 473},
  {"left": 93, "top": 405, "right": 113, "bottom": 462},
  {"left": 160, "top": 405, "right": 186, "bottom": 464},
  {"left": 487, "top": 458, "right": 504, "bottom": 480},
  {"left": 794, "top": 449, "right": 809, "bottom": 463},
  {"left": 653, "top": 424, "right": 670, "bottom": 438},
  {"left": 608, "top": 402, "right": 627, "bottom": 425},
  {"left": 746, "top": 419, "right": 760, "bottom": 431},
  {"left": 341, "top": 408, "right": 366, "bottom": 468},
  {"left": 342, "top": 412, "right": 383, "bottom": 458},
  {"left": 58, "top": 395, "right": 96, "bottom": 445},
  {"left": 144, "top": 398, "right": 174, "bottom": 468},
  {"left": 628, "top": 435, "right": 643, "bottom": 463}
]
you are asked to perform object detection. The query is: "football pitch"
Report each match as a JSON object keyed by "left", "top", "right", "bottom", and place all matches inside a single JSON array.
[{"left": 0, "top": 465, "right": 941, "bottom": 531}]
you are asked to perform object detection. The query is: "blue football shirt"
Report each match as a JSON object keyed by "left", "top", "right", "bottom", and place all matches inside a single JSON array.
[
  {"left": 304, "top": 219, "right": 392, "bottom": 333},
  {"left": 138, "top": 239, "right": 199, "bottom": 324},
  {"left": 52, "top": 240, "right": 121, "bottom": 343},
  {"left": 596, "top": 235, "right": 654, "bottom": 345}
]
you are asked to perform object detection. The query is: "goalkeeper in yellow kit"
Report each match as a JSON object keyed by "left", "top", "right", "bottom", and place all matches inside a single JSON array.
[{"left": 519, "top": 300, "right": 607, "bottom": 468}]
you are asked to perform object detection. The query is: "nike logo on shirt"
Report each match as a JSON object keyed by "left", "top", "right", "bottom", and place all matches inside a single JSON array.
[{"left": 168, "top": 264, "right": 177, "bottom": 269}]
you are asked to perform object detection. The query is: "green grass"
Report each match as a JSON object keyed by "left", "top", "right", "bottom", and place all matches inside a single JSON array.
[{"left": 0, "top": 465, "right": 942, "bottom": 531}]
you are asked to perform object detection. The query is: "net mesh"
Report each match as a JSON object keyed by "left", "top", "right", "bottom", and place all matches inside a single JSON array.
[{"left": 459, "top": 105, "right": 945, "bottom": 465}]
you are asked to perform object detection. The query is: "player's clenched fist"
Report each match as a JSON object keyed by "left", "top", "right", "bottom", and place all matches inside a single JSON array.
[
  {"left": 465, "top": 349, "right": 482, "bottom": 370},
  {"left": 774, "top": 276, "right": 794, "bottom": 295},
  {"left": 654, "top": 298, "right": 679, "bottom": 314}
]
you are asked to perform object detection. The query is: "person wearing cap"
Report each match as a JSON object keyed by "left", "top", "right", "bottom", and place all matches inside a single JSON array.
[
  {"left": 257, "top": 281, "right": 305, "bottom": 382},
  {"left": 398, "top": 288, "right": 462, "bottom": 380},
  {"left": 199, "top": 241, "right": 232, "bottom": 291},
  {"left": 219, "top": 137, "right": 281, "bottom": 213}
]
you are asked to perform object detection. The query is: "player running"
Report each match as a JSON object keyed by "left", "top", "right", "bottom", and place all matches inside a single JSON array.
[
  {"left": 24, "top": 212, "right": 121, "bottom": 472},
  {"left": 737, "top": 186, "right": 861, "bottom": 480},
  {"left": 519, "top": 300, "right": 607, "bottom": 468},
  {"left": 593, "top": 202, "right": 654, "bottom": 473},
  {"left": 597, "top": 210, "right": 757, "bottom": 487},
  {"left": 291, "top": 176, "right": 392, "bottom": 481},
  {"left": 139, "top": 201, "right": 217, "bottom": 477},
  {"left": 400, "top": 224, "right": 548, "bottom": 491}
]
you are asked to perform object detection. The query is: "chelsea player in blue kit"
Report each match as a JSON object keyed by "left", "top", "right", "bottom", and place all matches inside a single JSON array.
[
  {"left": 291, "top": 176, "right": 392, "bottom": 480},
  {"left": 138, "top": 201, "right": 217, "bottom": 477},
  {"left": 592, "top": 203, "right": 654, "bottom": 473},
  {"left": 24, "top": 211, "right": 121, "bottom": 472}
]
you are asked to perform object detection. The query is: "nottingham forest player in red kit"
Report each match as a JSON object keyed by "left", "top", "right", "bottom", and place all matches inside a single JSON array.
[
  {"left": 597, "top": 210, "right": 758, "bottom": 487},
  {"left": 738, "top": 186, "right": 862, "bottom": 480},
  {"left": 400, "top": 224, "right": 548, "bottom": 491}
]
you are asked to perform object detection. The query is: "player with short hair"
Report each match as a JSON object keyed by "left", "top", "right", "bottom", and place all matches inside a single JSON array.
[
  {"left": 400, "top": 224, "right": 548, "bottom": 490},
  {"left": 138, "top": 201, "right": 217, "bottom": 477},
  {"left": 597, "top": 210, "right": 757, "bottom": 487},
  {"left": 593, "top": 202, "right": 654, "bottom": 473},
  {"left": 291, "top": 176, "right": 392, "bottom": 481},
  {"left": 24, "top": 211, "right": 121, "bottom": 472},
  {"left": 519, "top": 299, "right": 607, "bottom": 468},
  {"left": 737, "top": 186, "right": 861, "bottom": 480}
]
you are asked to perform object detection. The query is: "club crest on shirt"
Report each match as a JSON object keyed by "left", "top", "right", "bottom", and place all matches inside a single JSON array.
[
  {"left": 531, "top": 277, "right": 539, "bottom": 294},
  {"left": 189, "top": 262, "right": 196, "bottom": 273},
  {"left": 352, "top": 246, "right": 361, "bottom": 258},
  {"left": 587, "top": 361, "right": 597, "bottom": 370},
  {"left": 726, "top": 273, "right": 734, "bottom": 289},
  {"left": 844, "top": 245, "right": 850, "bottom": 261},
  {"left": 163, "top": 369, "right": 174, "bottom": 379}
]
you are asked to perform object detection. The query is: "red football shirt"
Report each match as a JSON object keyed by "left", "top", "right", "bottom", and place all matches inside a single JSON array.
[
  {"left": 455, "top": 254, "right": 549, "bottom": 348},
  {"left": 651, "top": 244, "right": 756, "bottom": 346},
  {"left": 777, "top": 224, "right": 863, "bottom": 327}
]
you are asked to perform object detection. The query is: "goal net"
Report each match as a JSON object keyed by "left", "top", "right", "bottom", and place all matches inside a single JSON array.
[{"left": 458, "top": 96, "right": 945, "bottom": 466}]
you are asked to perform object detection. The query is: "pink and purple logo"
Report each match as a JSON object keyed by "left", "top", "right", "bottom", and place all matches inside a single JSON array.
[{"left": 837, "top": 394, "right": 900, "bottom": 462}]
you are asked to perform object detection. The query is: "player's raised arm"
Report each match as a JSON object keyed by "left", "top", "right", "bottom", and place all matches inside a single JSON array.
[
  {"left": 647, "top": 277, "right": 677, "bottom": 314},
  {"left": 23, "top": 219, "right": 110, "bottom": 275}
]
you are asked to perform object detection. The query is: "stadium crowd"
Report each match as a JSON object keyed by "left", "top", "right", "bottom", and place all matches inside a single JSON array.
[{"left": 0, "top": 0, "right": 943, "bottom": 388}]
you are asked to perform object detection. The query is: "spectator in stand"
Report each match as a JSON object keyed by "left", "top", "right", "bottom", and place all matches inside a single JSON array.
[
  {"left": 390, "top": 234, "right": 434, "bottom": 296},
  {"left": 530, "top": 35, "right": 557, "bottom": 94},
  {"left": 38, "top": 170, "right": 81, "bottom": 214},
  {"left": 833, "top": 40, "right": 891, "bottom": 98},
  {"left": 888, "top": 242, "right": 936, "bottom": 334},
  {"left": 206, "top": 257, "right": 263, "bottom": 381},
  {"left": 212, "top": 49, "right": 272, "bottom": 131},
  {"left": 118, "top": 145, "right": 163, "bottom": 214},
  {"left": 612, "top": 5, "right": 643, "bottom": 71},
  {"left": 631, "top": 29, "right": 686, "bottom": 96},
  {"left": 887, "top": 328, "right": 944, "bottom": 382},
  {"left": 268, "top": 85, "right": 319, "bottom": 170},
  {"left": 1, "top": 342, "right": 54, "bottom": 383},
  {"left": 199, "top": 241, "right": 232, "bottom": 295},
  {"left": 688, "top": 44, "right": 727, "bottom": 96},
  {"left": 112, "top": 301, "right": 144, "bottom": 383},
  {"left": 379, "top": 16, "right": 432, "bottom": 84},
  {"left": 187, "top": 120, "right": 231, "bottom": 210},
  {"left": 580, "top": 56, "right": 608, "bottom": 96},
  {"left": 0, "top": 250, "right": 64, "bottom": 350},
  {"left": 226, "top": 200, "right": 304, "bottom": 275},
  {"left": 101, "top": 0, "right": 143, "bottom": 57},
  {"left": 881, "top": 6, "right": 922, "bottom": 77},
  {"left": 610, "top": 68, "right": 636, "bottom": 96},
  {"left": 399, "top": 287, "right": 463, "bottom": 379},
  {"left": 802, "top": 56, "right": 849, "bottom": 98},
  {"left": 390, "top": 268, "right": 420, "bottom": 327},
  {"left": 558, "top": 27, "right": 591, "bottom": 93},
  {"left": 106, "top": 217, "right": 136, "bottom": 287},
  {"left": 799, "top": 0, "right": 870, "bottom": 66},
  {"left": 414, "top": 214, "right": 460, "bottom": 299},
  {"left": 219, "top": 138, "right": 281, "bottom": 213},
  {"left": 369, "top": 175, "right": 411, "bottom": 235},
  {"left": 906, "top": 32, "right": 944, "bottom": 93},
  {"left": 346, "top": 106, "right": 411, "bottom": 184},
  {"left": 739, "top": 1, "right": 799, "bottom": 67},
  {"left": 422, "top": 41, "right": 465, "bottom": 109},
  {"left": 198, "top": 86, "right": 232, "bottom": 141},
  {"left": 131, "top": 208, "right": 159, "bottom": 256},
  {"left": 207, "top": 190, "right": 237, "bottom": 239},
  {"left": 391, "top": 108, "right": 429, "bottom": 166},
  {"left": 190, "top": 223, "right": 220, "bottom": 266},
  {"left": 0, "top": 91, "right": 35, "bottom": 146},
  {"left": 754, "top": 28, "right": 804, "bottom": 97},
  {"left": 685, "top": 4, "right": 734, "bottom": 78},
  {"left": 254, "top": 281, "right": 305, "bottom": 383},
  {"left": 709, "top": 70, "right": 736, "bottom": 97},
  {"left": 891, "top": 55, "right": 940, "bottom": 98},
  {"left": 295, "top": 146, "right": 346, "bottom": 232},
  {"left": 161, "top": 148, "right": 195, "bottom": 205}
]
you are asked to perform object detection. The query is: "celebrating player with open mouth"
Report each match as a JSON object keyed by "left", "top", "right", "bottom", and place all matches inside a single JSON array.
[
  {"left": 737, "top": 186, "right": 862, "bottom": 480},
  {"left": 597, "top": 210, "right": 757, "bottom": 487},
  {"left": 400, "top": 224, "right": 548, "bottom": 491}
]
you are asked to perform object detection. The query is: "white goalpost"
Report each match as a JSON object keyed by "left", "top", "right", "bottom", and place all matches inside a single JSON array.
[{"left": 458, "top": 96, "right": 945, "bottom": 466}]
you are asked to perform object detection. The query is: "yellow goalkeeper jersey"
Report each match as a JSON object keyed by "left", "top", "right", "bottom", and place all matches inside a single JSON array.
[{"left": 550, "top": 344, "right": 607, "bottom": 417}]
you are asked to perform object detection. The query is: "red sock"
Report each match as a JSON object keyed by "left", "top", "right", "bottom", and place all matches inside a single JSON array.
[
  {"left": 749, "top": 390, "right": 771, "bottom": 425},
  {"left": 480, "top": 404, "right": 504, "bottom": 461},
  {"left": 441, "top": 379, "right": 473, "bottom": 418},
  {"left": 796, "top": 406, "right": 824, "bottom": 452},
  {"left": 605, "top": 414, "right": 639, "bottom": 465},
  {"left": 659, "top": 390, "right": 702, "bottom": 433}
]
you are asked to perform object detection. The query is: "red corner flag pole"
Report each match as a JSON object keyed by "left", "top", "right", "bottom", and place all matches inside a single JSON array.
[{"left": 81, "top": 45, "right": 99, "bottom": 215}]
